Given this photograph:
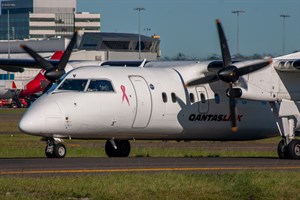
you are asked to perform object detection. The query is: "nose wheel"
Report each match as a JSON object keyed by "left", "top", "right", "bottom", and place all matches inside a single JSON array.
[{"left": 45, "top": 140, "right": 66, "bottom": 158}]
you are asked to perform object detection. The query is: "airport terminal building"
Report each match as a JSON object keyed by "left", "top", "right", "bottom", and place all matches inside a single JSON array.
[
  {"left": 0, "top": 0, "right": 161, "bottom": 90},
  {"left": 0, "top": 0, "right": 100, "bottom": 40}
]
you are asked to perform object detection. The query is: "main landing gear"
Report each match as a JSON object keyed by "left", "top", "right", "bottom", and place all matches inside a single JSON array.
[
  {"left": 277, "top": 139, "right": 300, "bottom": 159},
  {"left": 45, "top": 139, "right": 67, "bottom": 158},
  {"left": 105, "top": 139, "right": 131, "bottom": 157},
  {"left": 270, "top": 101, "right": 300, "bottom": 159}
]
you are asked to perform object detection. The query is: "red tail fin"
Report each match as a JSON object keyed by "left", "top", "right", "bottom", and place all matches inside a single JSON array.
[
  {"left": 12, "top": 81, "right": 17, "bottom": 89},
  {"left": 19, "top": 51, "right": 64, "bottom": 98},
  {"left": 51, "top": 51, "right": 64, "bottom": 60}
]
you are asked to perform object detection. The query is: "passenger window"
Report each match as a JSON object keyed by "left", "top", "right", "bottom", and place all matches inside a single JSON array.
[
  {"left": 214, "top": 93, "right": 220, "bottom": 104},
  {"left": 171, "top": 93, "right": 177, "bottom": 103},
  {"left": 87, "top": 80, "right": 114, "bottom": 92},
  {"left": 58, "top": 79, "right": 88, "bottom": 91},
  {"left": 200, "top": 93, "right": 206, "bottom": 103},
  {"left": 162, "top": 92, "right": 168, "bottom": 103},
  {"left": 190, "top": 93, "right": 195, "bottom": 103}
]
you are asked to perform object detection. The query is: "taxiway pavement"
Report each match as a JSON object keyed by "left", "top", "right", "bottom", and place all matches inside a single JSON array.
[{"left": 1, "top": 157, "right": 300, "bottom": 176}]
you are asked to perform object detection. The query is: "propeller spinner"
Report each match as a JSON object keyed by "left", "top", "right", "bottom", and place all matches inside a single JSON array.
[{"left": 187, "top": 19, "right": 272, "bottom": 131}]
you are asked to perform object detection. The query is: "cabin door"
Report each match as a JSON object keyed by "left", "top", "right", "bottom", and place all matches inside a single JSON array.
[{"left": 129, "top": 76, "right": 152, "bottom": 128}]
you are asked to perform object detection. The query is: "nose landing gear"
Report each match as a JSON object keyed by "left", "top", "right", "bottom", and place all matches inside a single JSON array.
[{"left": 45, "top": 139, "right": 66, "bottom": 158}]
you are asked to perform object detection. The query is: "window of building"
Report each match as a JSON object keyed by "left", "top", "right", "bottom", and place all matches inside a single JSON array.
[
  {"left": 58, "top": 79, "right": 88, "bottom": 91},
  {"left": 171, "top": 93, "right": 177, "bottom": 103},
  {"left": 162, "top": 92, "right": 167, "bottom": 103},
  {"left": 87, "top": 80, "right": 114, "bottom": 92},
  {"left": 0, "top": 74, "right": 14, "bottom": 80}
]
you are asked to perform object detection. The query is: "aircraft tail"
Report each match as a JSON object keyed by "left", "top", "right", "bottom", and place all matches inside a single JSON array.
[{"left": 19, "top": 51, "right": 64, "bottom": 98}]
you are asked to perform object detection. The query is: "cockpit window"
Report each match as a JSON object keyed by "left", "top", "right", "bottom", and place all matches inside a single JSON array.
[
  {"left": 58, "top": 79, "right": 88, "bottom": 91},
  {"left": 87, "top": 80, "right": 114, "bottom": 92}
]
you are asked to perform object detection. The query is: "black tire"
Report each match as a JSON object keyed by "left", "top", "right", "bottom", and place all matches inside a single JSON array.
[
  {"left": 105, "top": 140, "right": 117, "bottom": 157},
  {"left": 277, "top": 139, "right": 289, "bottom": 159},
  {"left": 53, "top": 143, "right": 67, "bottom": 158},
  {"left": 105, "top": 140, "right": 131, "bottom": 157},
  {"left": 118, "top": 140, "right": 131, "bottom": 157},
  {"left": 45, "top": 145, "right": 55, "bottom": 158},
  {"left": 287, "top": 139, "right": 300, "bottom": 159}
]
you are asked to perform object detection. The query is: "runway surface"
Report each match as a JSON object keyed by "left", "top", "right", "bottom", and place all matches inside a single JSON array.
[{"left": 1, "top": 157, "right": 300, "bottom": 176}]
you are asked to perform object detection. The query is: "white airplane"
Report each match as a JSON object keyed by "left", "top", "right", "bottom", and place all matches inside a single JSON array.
[{"left": 18, "top": 19, "right": 300, "bottom": 160}]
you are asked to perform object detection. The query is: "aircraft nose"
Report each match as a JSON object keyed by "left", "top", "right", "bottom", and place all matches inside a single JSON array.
[
  {"left": 19, "top": 100, "right": 62, "bottom": 135},
  {"left": 19, "top": 106, "right": 45, "bottom": 135}
]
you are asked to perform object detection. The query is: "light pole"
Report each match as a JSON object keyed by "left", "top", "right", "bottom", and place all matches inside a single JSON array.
[
  {"left": 133, "top": 7, "right": 145, "bottom": 60},
  {"left": 2, "top": 3, "right": 15, "bottom": 81},
  {"left": 232, "top": 10, "right": 245, "bottom": 55},
  {"left": 280, "top": 14, "right": 290, "bottom": 54},
  {"left": 1, "top": 3, "right": 15, "bottom": 59}
]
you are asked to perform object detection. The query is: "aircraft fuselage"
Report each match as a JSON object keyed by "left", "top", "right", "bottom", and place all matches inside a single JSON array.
[{"left": 19, "top": 65, "right": 279, "bottom": 141}]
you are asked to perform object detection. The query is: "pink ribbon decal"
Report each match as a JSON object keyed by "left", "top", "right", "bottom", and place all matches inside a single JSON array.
[{"left": 121, "top": 85, "right": 130, "bottom": 106}]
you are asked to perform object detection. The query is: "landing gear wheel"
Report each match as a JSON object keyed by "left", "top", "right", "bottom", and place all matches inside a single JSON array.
[
  {"left": 277, "top": 139, "right": 289, "bottom": 159},
  {"left": 45, "top": 142, "right": 55, "bottom": 158},
  {"left": 117, "top": 140, "right": 131, "bottom": 157},
  {"left": 105, "top": 140, "right": 117, "bottom": 157},
  {"left": 45, "top": 145, "right": 55, "bottom": 158},
  {"left": 105, "top": 140, "right": 131, "bottom": 157},
  {"left": 287, "top": 139, "right": 300, "bottom": 159},
  {"left": 53, "top": 143, "right": 67, "bottom": 158}
]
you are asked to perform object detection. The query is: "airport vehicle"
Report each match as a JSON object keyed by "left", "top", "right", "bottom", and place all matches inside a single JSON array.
[{"left": 19, "top": 20, "right": 300, "bottom": 159}]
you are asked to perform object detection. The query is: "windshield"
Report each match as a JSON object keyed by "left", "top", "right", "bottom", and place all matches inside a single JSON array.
[
  {"left": 58, "top": 79, "right": 88, "bottom": 91},
  {"left": 47, "top": 73, "right": 68, "bottom": 93},
  {"left": 87, "top": 80, "right": 114, "bottom": 92}
]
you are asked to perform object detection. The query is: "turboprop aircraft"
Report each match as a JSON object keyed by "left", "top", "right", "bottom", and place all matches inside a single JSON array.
[{"left": 18, "top": 19, "right": 300, "bottom": 160}]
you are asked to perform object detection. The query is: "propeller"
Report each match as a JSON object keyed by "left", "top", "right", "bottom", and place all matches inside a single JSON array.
[
  {"left": 186, "top": 19, "right": 272, "bottom": 131},
  {"left": 21, "top": 31, "right": 78, "bottom": 83}
]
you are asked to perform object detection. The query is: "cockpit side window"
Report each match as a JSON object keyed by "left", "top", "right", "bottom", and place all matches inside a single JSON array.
[
  {"left": 58, "top": 79, "right": 88, "bottom": 91},
  {"left": 87, "top": 80, "right": 114, "bottom": 92}
]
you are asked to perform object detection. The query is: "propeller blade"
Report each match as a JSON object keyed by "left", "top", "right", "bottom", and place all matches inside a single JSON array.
[
  {"left": 229, "top": 84, "right": 238, "bottom": 132},
  {"left": 216, "top": 19, "right": 232, "bottom": 68},
  {"left": 186, "top": 74, "right": 219, "bottom": 87},
  {"left": 20, "top": 44, "right": 54, "bottom": 71},
  {"left": 56, "top": 31, "right": 78, "bottom": 71},
  {"left": 235, "top": 59, "right": 272, "bottom": 76}
]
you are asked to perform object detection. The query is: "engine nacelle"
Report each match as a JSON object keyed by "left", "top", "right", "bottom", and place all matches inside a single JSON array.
[{"left": 230, "top": 86, "right": 277, "bottom": 101}]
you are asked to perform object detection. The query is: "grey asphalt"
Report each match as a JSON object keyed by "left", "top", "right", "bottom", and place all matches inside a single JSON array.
[{"left": 1, "top": 157, "right": 300, "bottom": 175}]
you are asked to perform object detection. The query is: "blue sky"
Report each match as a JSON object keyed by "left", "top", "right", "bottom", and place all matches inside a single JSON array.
[{"left": 77, "top": 0, "right": 300, "bottom": 58}]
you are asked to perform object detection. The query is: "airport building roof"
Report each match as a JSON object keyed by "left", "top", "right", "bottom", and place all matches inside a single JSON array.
[{"left": 79, "top": 32, "right": 160, "bottom": 53}]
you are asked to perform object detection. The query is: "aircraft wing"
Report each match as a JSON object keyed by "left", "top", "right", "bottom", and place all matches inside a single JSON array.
[{"left": 0, "top": 58, "right": 59, "bottom": 72}]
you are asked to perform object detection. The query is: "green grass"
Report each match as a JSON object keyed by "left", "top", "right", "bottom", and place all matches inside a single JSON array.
[
  {"left": 0, "top": 171, "right": 299, "bottom": 200},
  {"left": 0, "top": 134, "right": 279, "bottom": 158}
]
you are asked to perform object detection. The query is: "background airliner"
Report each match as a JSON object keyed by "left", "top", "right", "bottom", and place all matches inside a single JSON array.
[{"left": 18, "top": 20, "right": 300, "bottom": 160}]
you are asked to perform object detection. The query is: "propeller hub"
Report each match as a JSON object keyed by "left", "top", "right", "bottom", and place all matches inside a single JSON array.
[
  {"left": 217, "top": 65, "right": 239, "bottom": 83},
  {"left": 45, "top": 69, "right": 65, "bottom": 82}
]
